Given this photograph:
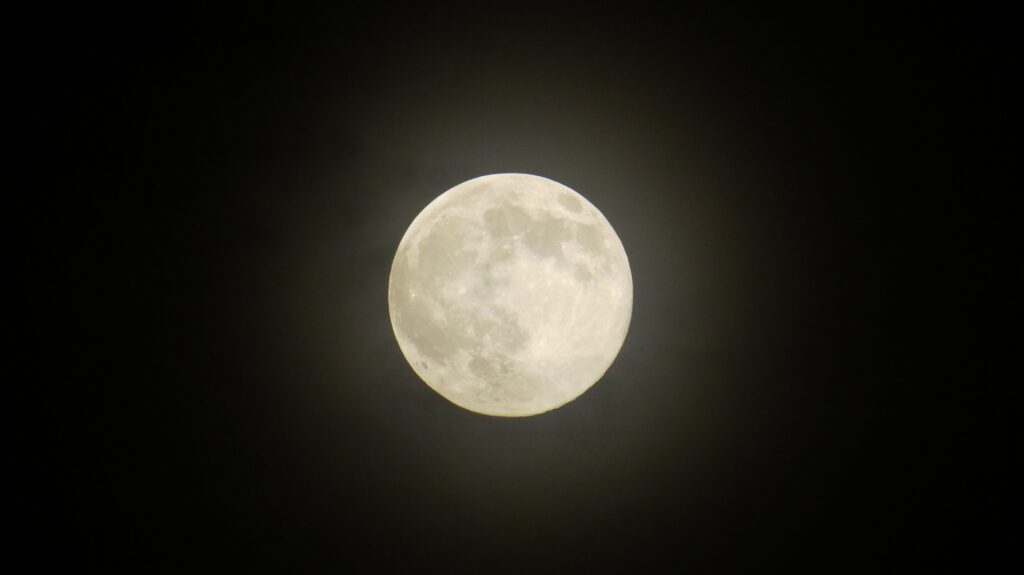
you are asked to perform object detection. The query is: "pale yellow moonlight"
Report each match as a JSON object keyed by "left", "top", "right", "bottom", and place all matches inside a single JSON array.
[{"left": 388, "top": 174, "right": 633, "bottom": 416}]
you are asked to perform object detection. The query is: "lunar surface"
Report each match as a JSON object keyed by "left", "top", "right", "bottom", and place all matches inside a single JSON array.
[{"left": 388, "top": 174, "right": 632, "bottom": 416}]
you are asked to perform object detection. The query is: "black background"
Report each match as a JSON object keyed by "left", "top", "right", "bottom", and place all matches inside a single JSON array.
[{"left": 60, "top": 5, "right": 949, "bottom": 571}]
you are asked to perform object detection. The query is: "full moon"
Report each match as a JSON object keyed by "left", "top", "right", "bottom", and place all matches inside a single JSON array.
[{"left": 388, "top": 174, "right": 633, "bottom": 416}]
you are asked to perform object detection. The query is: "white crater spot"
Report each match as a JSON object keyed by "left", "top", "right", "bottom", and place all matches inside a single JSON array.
[{"left": 388, "top": 173, "right": 633, "bottom": 417}]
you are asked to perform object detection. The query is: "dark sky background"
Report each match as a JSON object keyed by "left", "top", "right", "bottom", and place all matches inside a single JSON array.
[{"left": 62, "top": 5, "right": 949, "bottom": 571}]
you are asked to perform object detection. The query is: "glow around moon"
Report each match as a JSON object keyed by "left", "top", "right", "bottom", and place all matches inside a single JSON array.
[{"left": 388, "top": 174, "right": 632, "bottom": 416}]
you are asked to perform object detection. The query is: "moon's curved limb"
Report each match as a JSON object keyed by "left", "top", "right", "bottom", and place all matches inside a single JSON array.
[{"left": 388, "top": 174, "right": 632, "bottom": 416}]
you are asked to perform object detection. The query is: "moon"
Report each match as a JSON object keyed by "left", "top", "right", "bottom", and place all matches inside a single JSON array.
[{"left": 388, "top": 174, "right": 632, "bottom": 416}]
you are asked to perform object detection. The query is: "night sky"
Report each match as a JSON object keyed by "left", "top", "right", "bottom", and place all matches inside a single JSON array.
[{"left": 64, "top": 5, "right": 948, "bottom": 571}]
